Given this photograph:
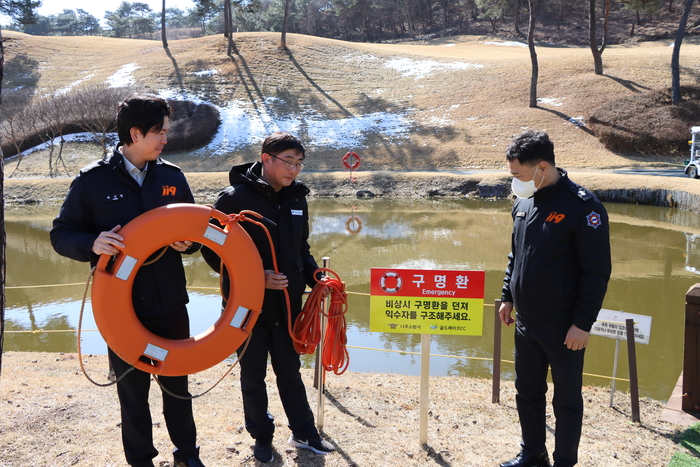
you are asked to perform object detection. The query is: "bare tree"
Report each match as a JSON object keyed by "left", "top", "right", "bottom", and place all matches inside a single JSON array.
[
  {"left": 672, "top": 0, "right": 695, "bottom": 104},
  {"left": 224, "top": 0, "right": 231, "bottom": 38},
  {"left": 589, "top": 0, "right": 611, "bottom": 75},
  {"left": 528, "top": 0, "right": 538, "bottom": 108},
  {"left": 0, "top": 90, "right": 35, "bottom": 176},
  {"left": 72, "top": 85, "right": 126, "bottom": 157},
  {"left": 281, "top": 0, "right": 291, "bottom": 48},
  {"left": 31, "top": 93, "right": 73, "bottom": 177},
  {"left": 0, "top": 28, "right": 4, "bottom": 382},
  {"left": 162, "top": 0, "right": 168, "bottom": 48}
]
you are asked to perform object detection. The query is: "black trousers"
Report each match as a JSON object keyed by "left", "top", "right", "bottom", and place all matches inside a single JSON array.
[
  {"left": 238, "top": 322, "right": 316, "bottom": 440},
  {"left": 108, "top": 306, "right": 198, "bottom": 467},
  {"left": 514, "top": 317, "right": 585, "bottom": 467}
]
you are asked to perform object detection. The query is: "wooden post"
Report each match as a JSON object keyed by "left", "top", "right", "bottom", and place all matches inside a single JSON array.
[
  {"left": 682, "top": 284, "right": 700, "bottom": 413},
  {"left": 492, "top": 300, "right": 502, "bottom": 403},
  {"left": 315, "top": 257, "right": 330, "bottom": 432},
  {"left": 419, "top": 334, "right": 430, "bottom": 446},
  {"left": 625, "top": 318, "right": 640, "bottom": 422}
]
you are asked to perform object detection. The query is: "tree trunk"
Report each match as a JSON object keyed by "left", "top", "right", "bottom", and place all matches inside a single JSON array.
[
  {"left": 528, "top": 0, "right": 538, "bottom": 108},
  {"left": 0, "top": 26, "right": 6, "bottom": 381},
  {"left": 224, "top": 0, "right": 230, "bottom": 38},
  {"left": 281, "top": 0, "right": 290, "bottom": 48},
  {"left": 601, "top": 0, "right": 610, "bottom": 54},
  {"left": 589, "top": 0, "right": 603, "bottom": 74},
  {"left": 161, "top": 0, "right": 168, "bottom": 49},
  {"left": 672, "top": 0, "right": 695, "bottom": 104}
]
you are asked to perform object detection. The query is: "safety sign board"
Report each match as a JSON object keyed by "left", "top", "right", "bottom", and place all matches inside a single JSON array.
[
  {"left": 369, "top": 268, "right": 485, "bottom": 335},
  {"left": 590, "top": 309, "right": 652, "bottom": 345}
]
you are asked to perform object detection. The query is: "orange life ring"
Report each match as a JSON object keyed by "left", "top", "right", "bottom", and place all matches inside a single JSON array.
[
  {"left": 92, "top": 203, "right": 264, "bottom": 377},
  {"left": 342, "top": 151, "right": 361, "bottom": 171},
  {"left": 345, "top": 215, "right": 363, "bottom": 235}
]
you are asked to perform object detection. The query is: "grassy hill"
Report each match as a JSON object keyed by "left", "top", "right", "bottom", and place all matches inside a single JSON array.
[{"left": 2, "top": 30, "right": 700, "bottom": 174}]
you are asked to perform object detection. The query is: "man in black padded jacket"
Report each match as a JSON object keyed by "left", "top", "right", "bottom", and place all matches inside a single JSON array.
[{"left": 201, "top": 131, "right": 334, "bottom": 463}]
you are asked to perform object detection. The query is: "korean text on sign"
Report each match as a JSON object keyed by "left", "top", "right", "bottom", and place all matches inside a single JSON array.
[{"left": 369, "top": 268, "right": 485, "bottom": 335}]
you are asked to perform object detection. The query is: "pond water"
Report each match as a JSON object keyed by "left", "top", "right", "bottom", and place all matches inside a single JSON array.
[{"left": 5, "top": 198, "right": 700, "bottom": 402}]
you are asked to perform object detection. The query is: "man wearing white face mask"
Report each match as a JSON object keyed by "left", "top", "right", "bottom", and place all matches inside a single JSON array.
[{"left": 498, "top": 130, "right": 611, "bottom": 467}]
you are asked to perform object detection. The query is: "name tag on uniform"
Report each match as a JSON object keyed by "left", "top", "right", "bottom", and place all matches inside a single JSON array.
[
  {"left": 515, "top": 211, "right": 526, "bottom": 218},
  {"left": 291, "top": 210, "right": 303, "bottom": 216}
]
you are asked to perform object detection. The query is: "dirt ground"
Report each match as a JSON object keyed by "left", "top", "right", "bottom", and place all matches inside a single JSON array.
[{"left": 0, "top": 351, "right": 684, "bottom": 467}]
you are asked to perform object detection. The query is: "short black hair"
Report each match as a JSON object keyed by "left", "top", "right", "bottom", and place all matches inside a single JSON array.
[
  {"left": 261, "top": 131, "right": 306, "bottom": 158},
  {"left": 117, "top": 94, "right": 171, "bottom": 146},
  {"left": 505, "top": 130, "right": 555, "bottom": 166}
]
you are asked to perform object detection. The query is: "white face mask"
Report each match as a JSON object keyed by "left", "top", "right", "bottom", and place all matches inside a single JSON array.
[{"left": 511, "top": 166, "right": 544, "bottom": 199}]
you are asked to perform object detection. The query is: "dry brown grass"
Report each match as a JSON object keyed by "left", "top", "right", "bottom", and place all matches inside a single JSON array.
[
  {"left": 3, "top": 31, "right": 700, "bottom": 176},
  {"left": 0, "top": 352, "right": 682, "bottom": 467}
]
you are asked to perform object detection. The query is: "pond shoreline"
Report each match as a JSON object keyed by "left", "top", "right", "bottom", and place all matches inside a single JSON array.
[{"left": 6, "top": 170, "right": 700, "bottom": 212}]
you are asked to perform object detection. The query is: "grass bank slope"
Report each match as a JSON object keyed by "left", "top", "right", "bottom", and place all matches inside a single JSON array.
[{"left": 3, "top": 31, "right": 699, "bottom": 174}]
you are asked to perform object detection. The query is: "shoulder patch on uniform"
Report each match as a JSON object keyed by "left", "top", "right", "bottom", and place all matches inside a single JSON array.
[
  {"left": 569, "top": 183, "right": 594, "bottom": 201},
  {"left": 586, "top": 211, "right": 603, "bottom": 229}
]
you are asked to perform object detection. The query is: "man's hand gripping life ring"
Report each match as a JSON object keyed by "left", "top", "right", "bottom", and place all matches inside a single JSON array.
[{"left": 91, "top": 203, "right": 264, "bottom": 377}]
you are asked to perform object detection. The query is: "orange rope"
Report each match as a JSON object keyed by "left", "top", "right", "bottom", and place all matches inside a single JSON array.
[
  {"left": 221, "top": 212, "right": 349, "bottom": 375},
  {"left": 294, "top": 268, "right": 349, "bottom": 375}
]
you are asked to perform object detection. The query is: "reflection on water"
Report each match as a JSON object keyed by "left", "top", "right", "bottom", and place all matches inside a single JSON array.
[{"left": 5, "top": 198, "right": 700, "bottom": 402}]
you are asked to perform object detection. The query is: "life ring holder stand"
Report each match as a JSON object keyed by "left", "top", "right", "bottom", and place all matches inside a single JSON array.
[{"left": 90, "top": 203, "right": 265, "bottom": 378}]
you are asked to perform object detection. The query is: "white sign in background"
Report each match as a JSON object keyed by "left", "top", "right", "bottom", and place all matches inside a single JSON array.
[{"left": 590, "top": 309, "right": 652, "bottom": 345}]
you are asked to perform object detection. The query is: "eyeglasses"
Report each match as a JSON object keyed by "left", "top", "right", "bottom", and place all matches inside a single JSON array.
[{"left": 269, "top": 154, "right": 306, "bottom": 171}]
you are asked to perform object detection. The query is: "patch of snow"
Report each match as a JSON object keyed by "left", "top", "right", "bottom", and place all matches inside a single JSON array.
[
  {"left": 8, "top": 132, "right": 116, "bottom": 159},
  {"left": 385, "top": 58, "right": 483, "bottom": 80},
  {"left": 425, "top": 116, "right": 454, "bottom": 127},
  {"left": 345, "top": 53, "right": 378, "bottom": 62},
  {"left": 157, "top": 91, "right": 415, "bottom": 156},
  {"left": 537, "top": 97, "right": 566, "bottom": 107},
  {"left": 106, "top": 63, "right": 139, "bottom": 88},
  {"left": 55, "top": 71, "right": 97, "bottom": 96},
  {"left": 566, "top": 116, "right": 586, "bottom": 128},
  {"left": 192, "top": 69, "right": 218, "bottom": 77},
  {"left": 483, "top": 41, "right": 527, "bottom": 47}
]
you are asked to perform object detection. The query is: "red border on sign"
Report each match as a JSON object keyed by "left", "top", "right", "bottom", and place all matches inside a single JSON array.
[{"left": 370, "top": 268, "right": 485, "bottom": 299}]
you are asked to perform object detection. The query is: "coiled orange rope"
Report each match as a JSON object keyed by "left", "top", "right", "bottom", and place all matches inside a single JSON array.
[
  {"left": 293, "top": 268, "right": 349, "bottom": 375},
  {"left": 222, "top": 211, "right": 350, "bottom": 375}
]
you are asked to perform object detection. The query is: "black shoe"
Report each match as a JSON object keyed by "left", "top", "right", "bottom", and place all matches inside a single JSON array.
[
  {"left": 254, "top": 434, "right": 274, "bottom": 463},
  {"left": 288, "top": 434, "right": 335, "bottom": 455},
  {"left": 173, "top": 447, "right": 206, "bottom": 467},
  {"left": 499, "top": 450, "right": 551, "bottom": 467}
]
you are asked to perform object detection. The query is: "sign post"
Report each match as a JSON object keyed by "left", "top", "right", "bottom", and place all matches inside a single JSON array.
[
  {"left": 370, "top": 268, "right": 485, "bottom": 445},
  {"left": 590, "top": 309, "right": 651, "bottom": 411}
]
